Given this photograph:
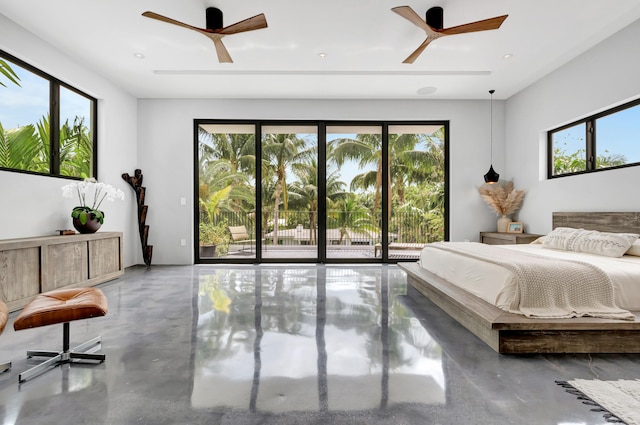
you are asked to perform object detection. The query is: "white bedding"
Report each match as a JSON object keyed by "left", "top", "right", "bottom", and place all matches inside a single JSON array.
[{"left": 419, "top": 243, "right": 640, "bottom": 311}]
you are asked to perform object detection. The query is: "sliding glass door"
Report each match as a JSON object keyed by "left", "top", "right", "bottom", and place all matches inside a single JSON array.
[
  {"left": 195, "top": 120, "right": 448, "bottom": 263},
  {"left": 325, "top": 125, "right": 383, "bottom": 260},
  {"left": 386, "top": 124, "right": 446, "bottom": 259},
  {"left": 197, "top": 123, "right": 257, "bottom": 260},
  {"left": 261, "top": 125, "right": 318, "bottom": 260}
]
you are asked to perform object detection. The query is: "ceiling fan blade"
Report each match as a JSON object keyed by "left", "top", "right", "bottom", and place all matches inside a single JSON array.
[
  {"left": 216, "top": 13, "right": 268, "bottom": 35},
  {"left": 403, "top": 37, "right": 435, "bottom": 64},
  {"left": 439, "top": 15, "right": 508, "bottom": 35},
  {"left": 212, "top": 38, "right": 233, "bottom": 63},
  {"left": 391, "top": 6, "right": 435, "bottom": 34},
  {"left": 142, "top": 11, "right": 204, "bottom": 32}
]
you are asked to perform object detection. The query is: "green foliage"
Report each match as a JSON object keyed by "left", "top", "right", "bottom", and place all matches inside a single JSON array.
[
  {"left": 553, "top": 145, "right": 627, "bottom": 175},
  {"left": 0, "top": 114, "right": 92, "bottom": 176},
  {"left": 71, "top": 206, "right": 104, "bottom": 224},
  {"left": 0, "top": 54, "right": 91, "bottom": 176},
  {"left": 0, "top": 59, "right": 20, "bottom": 87},
  {"left": 199, "top": 220, "right": 230, "bottom": 256},
  {"left": 552, "top": 146, "right": 587, "bottom": 175},
  {"left": 60, "top": 117, "right": 93, "bottom": 177},
  {"left": 0, "top": 122, "right": 40, "bottom": 170},
  {"left": 198, "top": 125, "right": 447, "bottom": 249}
]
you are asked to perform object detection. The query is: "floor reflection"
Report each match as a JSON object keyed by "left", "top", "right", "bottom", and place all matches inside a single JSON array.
[
  {"left": 0, "top": 367, "right": 106, "bottom": 423},
  {"left": 192, "top": 266, "right": 445, "bottom": 412}
]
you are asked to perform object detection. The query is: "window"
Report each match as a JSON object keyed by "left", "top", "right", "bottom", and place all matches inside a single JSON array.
[
  {"left": 0, "top": 50, "right": 97, "bottom": 178},
  {"left": 548, "top": 98, "right": 640, "bottom": 178},
  {"left": 195, "top": 119, "right": 448, "bottom": 264}
]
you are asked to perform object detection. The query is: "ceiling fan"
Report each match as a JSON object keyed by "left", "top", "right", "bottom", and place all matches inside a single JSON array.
[
  {"left": 391, "top": 6, "right": 508, "bottom": 64},
  {"left": 141, "top": 7, "right": 268, "bottom": 63}
]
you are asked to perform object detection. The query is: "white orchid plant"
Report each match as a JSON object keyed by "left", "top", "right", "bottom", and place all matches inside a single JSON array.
[{"left": 62, "top": 178, "right": 125, "bottom": 225}]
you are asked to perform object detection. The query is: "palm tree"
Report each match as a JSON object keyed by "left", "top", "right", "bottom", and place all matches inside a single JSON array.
[
  {"left": 328, "top": 193, "right": 378, "bottom": 245},
  {"left": 329, "top": 133, "right": 382, "bottom": 205},
  {"left": 0, "top": 115, "right": 49, "bottom": 173},
  {"left": 0, "top": 122, "right": 37, "bottom": 170},
  {"left": 1, "top": 114, "right": 96, "bottom": 177},
  {"left": 198, "top": 129, "right": 257, "bottom": 239},
  {"left": 390, "top": 130, "right": 444, "bottom": 205},
  {"left": 261, "top": 133, "right": 314, "bottom": 245},
  {"left": 330, "top": 129, "right": 446, "bottom": 243},
  {"left": 330, "top": 131, "right": 444, "bottom": 211},
  {"left": 289, "top": 157, "right": 348, "bottom": 244},
  {"left": 0, "top": 58, "right": 20, "bottom": 87},
  {"left": 199, "top": 128, "right": 256, "bottom": 175},
  {"left": 260, "top": 172, "right": 278, "bottom": 245},
  {"left": 199, "top": 157, "right": 253, "bottom": 223},
  {"left": 60, "top": 116, "right": 93, "bottom": 178}
]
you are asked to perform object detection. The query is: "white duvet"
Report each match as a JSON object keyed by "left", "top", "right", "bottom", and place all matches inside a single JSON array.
[{"left": 419, "top": 243, "right": 640, "bottom": 311}]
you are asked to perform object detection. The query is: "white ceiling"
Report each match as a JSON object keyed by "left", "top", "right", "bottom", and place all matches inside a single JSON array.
[{"left": 2, "top": 0, "right": 640, "bottom": 100}]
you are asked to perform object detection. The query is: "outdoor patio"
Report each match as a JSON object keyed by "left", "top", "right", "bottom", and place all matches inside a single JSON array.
[{"left": 218, "top": 244, "right": 423, "bottom": 261}]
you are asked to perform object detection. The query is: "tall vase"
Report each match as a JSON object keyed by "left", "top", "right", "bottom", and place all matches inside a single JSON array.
[{"left": 497, "top": 215, "right": 511, "bottom": 233}]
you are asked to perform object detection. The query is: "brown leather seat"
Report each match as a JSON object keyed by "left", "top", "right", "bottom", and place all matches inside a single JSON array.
[
  {"left": 14, "top": 288, "right": 108, "bottom": 331},
  {"left": 1, "top": 300, "right": 11, "bottom": 373},
  {"left": 13, "top": 287, "right": 108, "bottom": 383}
]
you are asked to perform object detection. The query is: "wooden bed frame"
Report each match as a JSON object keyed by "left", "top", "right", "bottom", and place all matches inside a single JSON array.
[{"left": 399, "top": 212, "right": 640, "bottom": 354}]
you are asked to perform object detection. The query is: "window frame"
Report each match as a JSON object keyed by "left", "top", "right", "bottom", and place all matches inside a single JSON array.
[
  {"left": 548, "top": 97, "right": 640, "bottom": 179},
  {"left": 0, "top": 50, "right": 98, "bottom": 179},
  {"left": 193, "top": 119, "right": 450, "bottom": 265}
]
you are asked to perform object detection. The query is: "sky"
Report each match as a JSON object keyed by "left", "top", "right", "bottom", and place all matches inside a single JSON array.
[
  {"left": 554, "top": 104, "right": 640, "bottom": 163},
  {"left": 0, "top": 59, "right": 91, "bottom": 130}
]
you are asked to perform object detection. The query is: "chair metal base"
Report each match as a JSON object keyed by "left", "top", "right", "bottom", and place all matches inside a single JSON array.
[{"left": 19, "top": 322, "right": 105, "bottom": 383}]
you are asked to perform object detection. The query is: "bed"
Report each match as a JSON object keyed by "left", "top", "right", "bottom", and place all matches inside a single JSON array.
[{"left": 398, "top": 212, "right": 640, "bottom": 354}]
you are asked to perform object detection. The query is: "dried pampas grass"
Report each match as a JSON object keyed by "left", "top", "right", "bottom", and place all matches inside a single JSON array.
[{"left": 478, "top": 181, "right": 525, "bottom": 216}]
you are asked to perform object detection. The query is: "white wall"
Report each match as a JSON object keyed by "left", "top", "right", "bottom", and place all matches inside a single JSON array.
[
  {"left": 138, "top": 98, "right": 505, "bottom": 264},
  {"left": 0, "top": 14, "right": 139, "bottom": 267},
  {"left": 506, "top": 18, "right": 640, "bottom": 235}
]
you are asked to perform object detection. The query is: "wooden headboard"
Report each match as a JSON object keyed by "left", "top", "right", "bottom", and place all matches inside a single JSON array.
[{"left": 552, "top": 212, "right": 640, "bottom": 234}]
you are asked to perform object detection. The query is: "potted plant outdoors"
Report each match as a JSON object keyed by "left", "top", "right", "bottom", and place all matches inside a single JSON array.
[
  {"left": 199, "top": 221, "right": 230, "bottom": 258},
  {"left": 62, "top": 178, "right": 125, "bottom": 234}
]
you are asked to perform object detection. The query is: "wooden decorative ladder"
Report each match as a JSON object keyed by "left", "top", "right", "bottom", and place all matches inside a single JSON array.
[{"left": 122, "top": 169, "right": 153, "bottom": 266}]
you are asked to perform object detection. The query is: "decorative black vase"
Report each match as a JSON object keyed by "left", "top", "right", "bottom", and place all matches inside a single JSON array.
[{"left": 72, "top": 214, "right": 102, "bottom": 234}]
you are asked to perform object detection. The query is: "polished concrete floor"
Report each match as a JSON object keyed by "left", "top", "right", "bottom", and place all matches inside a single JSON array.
[{"left": 1, "top": 264, "right": 639, "bottom": 424}]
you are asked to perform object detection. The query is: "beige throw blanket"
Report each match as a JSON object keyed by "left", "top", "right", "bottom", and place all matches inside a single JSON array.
[{"left": 425, "top": 242, "right": 635, "bottom": 320}]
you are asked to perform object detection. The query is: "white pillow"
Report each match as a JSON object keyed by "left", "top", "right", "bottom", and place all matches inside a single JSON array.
[
  {"left": 626, "top": 240, "right": 640, "bottom": 256},
  {"left": 542, "top": 227, "right": 639, "bottom": 258},
  {"left": 542, "top": 227, "right": 581, "bottom": 251}
]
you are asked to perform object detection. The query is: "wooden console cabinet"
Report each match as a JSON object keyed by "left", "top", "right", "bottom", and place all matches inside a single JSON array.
[{"left": 0, "top": 232, "right": 123, "bottom": 312}]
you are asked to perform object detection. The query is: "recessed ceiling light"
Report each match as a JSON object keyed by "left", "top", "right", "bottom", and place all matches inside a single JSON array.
[
  {"left": 503, "top": 53, "right": 513, "bottom": 60},
  {"left": 318, "top": 53, "right": 327, "bottom": 59},
  {"left": 416, "top": 86, "right": 437, "bottom": 95},
  {"left": 134, "top": 53, "right": 145, "bottom": 59}
]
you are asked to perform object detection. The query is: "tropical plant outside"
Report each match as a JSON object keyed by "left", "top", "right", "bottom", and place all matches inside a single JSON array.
[
  {"left": 0, "top": 58, "right": 94, "bottom": 178},
  {"left": 197, "top": 124, "right": 447, "bottom": 259},
  {"left": 553, "top": 145, "right": 626, "bottom": 175},
  {"left": 199, "top": 220, "right": 231, "bottom": 257},
  {"left": 0, "top": 58, "right": 20, "bottom": 87}
]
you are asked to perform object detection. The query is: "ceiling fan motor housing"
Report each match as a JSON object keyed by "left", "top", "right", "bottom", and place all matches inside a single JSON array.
[
  {"left": 206, "top": 7, "right": 223, "bottom": 30},
  {"left": 426, "top": 6, "right": 444, "bottom": 29}
]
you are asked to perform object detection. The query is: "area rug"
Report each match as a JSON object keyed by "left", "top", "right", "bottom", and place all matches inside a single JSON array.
[{"left": 557, "top": 379, "right": 640, "bottom": 424}]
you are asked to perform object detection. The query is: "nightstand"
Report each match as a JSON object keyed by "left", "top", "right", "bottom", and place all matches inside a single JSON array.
[{"left": 479, "top": 232, "right": 543, "bottom": 245}]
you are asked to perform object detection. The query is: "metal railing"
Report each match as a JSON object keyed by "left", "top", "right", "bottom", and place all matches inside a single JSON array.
[{"left": 203, "top": 210, "right": 442, "bottom": 255}]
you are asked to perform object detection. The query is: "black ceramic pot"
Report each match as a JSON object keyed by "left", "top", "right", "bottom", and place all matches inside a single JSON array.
[{"left": 72, "top": 215, "right": 102, "bottom": 234}]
